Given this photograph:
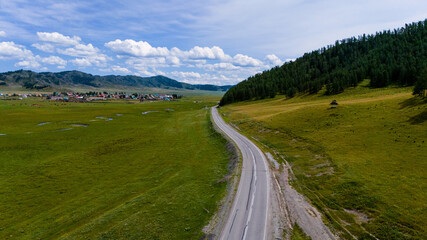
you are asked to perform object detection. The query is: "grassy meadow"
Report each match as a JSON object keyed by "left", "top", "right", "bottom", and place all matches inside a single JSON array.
[
  {"left": 220, "top": 81, "right": 426, "bottom": 239},
  {"left": 0, "top": 97, "right": 231, "bottom": 239}
]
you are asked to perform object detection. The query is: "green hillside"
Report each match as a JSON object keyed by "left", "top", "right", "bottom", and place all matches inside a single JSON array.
[
  {"left": 0, "top": 70, "right": 232, "bottom": 92},
  {"left": 220, "top": 19, "right": 427, "bottom": 105},
  {"left": 220, "top": 82, "right": 426, "bottom": 239}
]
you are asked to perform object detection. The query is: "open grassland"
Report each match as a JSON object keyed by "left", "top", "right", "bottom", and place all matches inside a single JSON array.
[
  {"left": 220, "top": 81, "right": 426, "bottom": 239},
  {"left": 0, "top": 97, "right": 230, "bottom": 239}
]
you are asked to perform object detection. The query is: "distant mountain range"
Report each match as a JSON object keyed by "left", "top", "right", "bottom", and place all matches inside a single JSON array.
[{"left": 0, "top": 70, "right": 232, "bottom": 92}]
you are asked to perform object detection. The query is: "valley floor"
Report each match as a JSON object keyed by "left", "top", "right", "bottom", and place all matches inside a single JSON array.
[{"left": 0, "top": 98, "right": 230, "bottom": 239}]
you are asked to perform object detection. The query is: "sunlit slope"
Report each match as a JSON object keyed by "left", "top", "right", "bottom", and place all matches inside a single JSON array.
[{"left": 221, "top": 81, "right": 426, "bottom": 239}]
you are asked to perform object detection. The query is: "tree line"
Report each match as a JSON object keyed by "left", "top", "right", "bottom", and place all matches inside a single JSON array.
[{"left": 220, "top": 19, "right": 427, "bottom": 106}]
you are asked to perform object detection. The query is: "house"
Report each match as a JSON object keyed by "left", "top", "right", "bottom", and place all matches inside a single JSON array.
[
  {"left": 49, "top": 96, "right": 63, "bottom": 101},
  {"left": 86, "top": 97, "right": 105, "bottom": 101}
]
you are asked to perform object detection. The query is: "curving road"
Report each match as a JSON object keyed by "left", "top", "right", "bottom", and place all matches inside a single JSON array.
[{"left": 211, "top": 107, "right": 271, "bottom": 240}]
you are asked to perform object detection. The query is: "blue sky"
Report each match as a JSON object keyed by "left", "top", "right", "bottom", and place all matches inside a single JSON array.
[{"left": 0, "top": 0, "right": 426, "bottom": 85}]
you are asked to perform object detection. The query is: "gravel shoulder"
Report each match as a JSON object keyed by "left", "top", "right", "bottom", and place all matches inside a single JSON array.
[{"left": 272, "top": 158, "right": 338, "bottom": 240}]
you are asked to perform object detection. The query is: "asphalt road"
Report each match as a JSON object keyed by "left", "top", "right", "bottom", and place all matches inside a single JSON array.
[{"left": 211, "top": 107, "right": 271, "bottom": 240}]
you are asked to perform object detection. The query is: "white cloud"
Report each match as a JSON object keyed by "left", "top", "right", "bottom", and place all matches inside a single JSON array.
[
  {"left": 58, "top": 43, "right": 98, "bottom": 57},
  {"left": 265, "top": 54, "right": 283, "bottom": 66},
  {"left": 179, "top": 72, "right": 240, "bottom": 85},
  {"left": 104, "top": 38, "right": 268, "bottom": 85},
  {"left": 57, "top": 43, "right": 110, "bottom": 67},
  {"left": 183, "top": 46, "right": 231, "bottom": 60},
  {"left": 40, "top": 55, "right": 66, "bottom": 66},
  {"left": 167, "top": 56, "right": 180, "bottom": 66},
  {"left": 0, "top": 31, "right": 6, "bottom": 37},
  {"left": 170, "top": 46, "right": 232, "bottom": 61},
  {"left": 154, "top": 70, "right": 166, "bottom": 76},
  {"left": 37, "top": 32, "right": 81, "bottom": 46},
  {"left": 32, "top": 43, "right": 55, "bottom": 53},
  {"left": 169, "top": 71, "right": 201, "bottom": 79},
  {"left": 199, "top": 62, "right": 240, "bottom": 71},
  {"left": 70, "top": 58, "right": 92, "bottom": 67},
  {"left": 135, "top": 70, "right": 154, "bottom": 76},
  {"left": 0, "top": 41, "right": 33, "bottom": 60},
  {"left": 105, "top": 39, "right": 169, "bottom": 57},
  {"left": 111, "top": 65, "right": 132, "bottom": 74},
  {"left": 232, "top": 54, "right": 262, "bottom": 67},
  {"left": 0, "top": 41, "right": 67, "bottom": 70},
  {"left": 125, "top": 57, "right": 168, "bottom": 70},
  {"left": 15, "top": 59, "right": 41, "bottom": 69},
  {"left": 105, "top": 39, "right": 234, "bottom": 65},
  {"left": 32, "top": 32, "right": 110, "bottom": 68}
]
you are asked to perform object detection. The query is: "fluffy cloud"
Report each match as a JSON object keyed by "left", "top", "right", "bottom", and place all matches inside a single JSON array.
[
  {"left": 176, "top": 46, "right": 231, "bottom": 60},
  {"left": 135, "top": 70, "right": 155, "bottom": 76},
  {"left": 167, "top": 56, "right": 180, "bottom": 66},
  {"left": 111, "top": 65, "right": 132, "bottom": 74},
  {"left": 70, "top": 55, "right": 109, "bottom": 67},
  {"left": 169, "top": 71, "right": 201, "bottom": 79},
  {"left": 15, "top": 60, "right": 41, "bottom": 69},
  {"left": 0, "top": 41, "right": 68, "bottom": 69},
  {"left": 34, "top": 32, "right": 109, "bottom": 67},
  {"left": 0, "top": 31, "right": 6, "bottom": 37},
  {"left": 200, "top": 62, "right": 240, "bottom": 71},
  {"left": 105, "top": 38, "right": 268, "bottom": 84},
  {"left": 105, "top": 39, "right": 169, "bottom": 57},
  {"left": 0, "top": 34, "right": 278, "bottom": 84},
  {"left": 58, "top": 43, "right": 110, "bottom": 67},
  {"left": 40, "top": 55, "right": 67, "bottom": 66},
  {"left": 0, "top": 41, "right": 33, "bottom": 60},
  {"left": 70, "top": 58, "right": 92, "bottom": 67},
  {"left": 178, "top": 72, "right": 240, "bottom": 85},
  {"left": 106, "top": 40, "right": 234, "bottom": 64},
  {"left": 37, "top": 32, "right": 81, "bottom": 46},
  {"left": 31, "top": 32, "right": 110, "bottom": 68},
  {"left": 232, "top": 54, "right": 262, "bottom": 67},
  {"left": 265, "top": 54, "right": 283, "bottom": 66},
  {"left": 32, "top": 43, "right": 55, "bottom": 53},
  {"left": 124, "top": 57, "right": 168, "bottom": 71},
  {"left": 58, "top": 43, "right": 99, "bottom": 57}
]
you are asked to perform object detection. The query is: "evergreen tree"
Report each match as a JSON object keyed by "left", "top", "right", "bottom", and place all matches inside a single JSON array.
[{"left": 220, "top": 19, "right": 427, "bottom": 106}]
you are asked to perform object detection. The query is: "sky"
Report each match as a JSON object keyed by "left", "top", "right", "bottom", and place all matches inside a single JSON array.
[{"left": 0, "top": 0, "right": 426, "bottom": 86}]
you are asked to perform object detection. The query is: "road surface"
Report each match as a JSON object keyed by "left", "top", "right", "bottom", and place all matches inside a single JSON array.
[{"left": 211, "top": 107, "right": 271, "bottom": 240}]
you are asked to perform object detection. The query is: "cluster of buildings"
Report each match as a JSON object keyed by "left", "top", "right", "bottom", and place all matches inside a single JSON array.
[
  {"left": 0, "top": 93, "right": 45, "bottom": 100},
  {"left": 0, "top": 92, "right": 178, "bottom": 102}
]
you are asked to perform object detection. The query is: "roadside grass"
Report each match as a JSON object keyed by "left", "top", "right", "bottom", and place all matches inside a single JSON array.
[
  {"left": 290, "top": 223, "right": 312, "bottom": 240},
  {"left": 0, "top": 98, "right": 230, "bottom": 239},
  {"left": 220, "top": 81, "right": 426, "bottom": 239}
]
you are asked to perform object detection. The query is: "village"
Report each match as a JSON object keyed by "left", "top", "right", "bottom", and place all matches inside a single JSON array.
[{"left": 0, "top": 92, "right": 180, "bottom": 102}]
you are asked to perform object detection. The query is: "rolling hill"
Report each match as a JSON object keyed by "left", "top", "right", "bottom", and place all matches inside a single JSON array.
[
  {"left": 0, "top": 70, "right": 232, "bottom": 92},
  {"left": 220, "top": 19, "right": 427, "bottom": 105}
]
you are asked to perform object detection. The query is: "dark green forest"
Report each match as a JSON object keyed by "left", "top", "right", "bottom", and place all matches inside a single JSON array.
[{"left": 220, "top": 19, "right": 427, "bottom": 106}]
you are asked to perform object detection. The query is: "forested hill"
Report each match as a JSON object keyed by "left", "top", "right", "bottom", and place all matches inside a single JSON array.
[
  {"left": 220, "top": 19, "right": 427, "bottom": 106},
  {"left": 0, "top": 70, "right": 232, "bottom": 92}
]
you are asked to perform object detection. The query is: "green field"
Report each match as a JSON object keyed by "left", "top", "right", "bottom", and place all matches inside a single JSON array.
[
  {"left": 0, "top": 97, "right": 230, "bottom": 239},
  {"left": 220, "top": 81, "right": 426, "bottom": 239}
]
